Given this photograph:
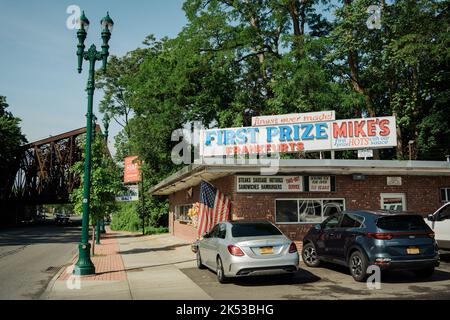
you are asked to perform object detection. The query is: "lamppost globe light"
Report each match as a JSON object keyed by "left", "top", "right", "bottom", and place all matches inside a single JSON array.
[
  {"left": 80, "top": 11, "right": 90, "bottom": 31},
  {"left": 101, "top": 12, "right": 114, "bottom": 32}
]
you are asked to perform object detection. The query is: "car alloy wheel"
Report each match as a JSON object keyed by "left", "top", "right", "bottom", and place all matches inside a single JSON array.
[
  {"left": 349, "top": 251, "right": 369, "bottom": 282},
  {"left": 216, "top": 257, "right": 228, "bottom": 283},
  {"left": 302, "top": 243, "right": 321, "bottom": 267},
  {"left": 196, "top": 251, "right": 205, "bottom": 269},
  {"left": 351, "top": 255, "right": 363, "bottom": 277}
]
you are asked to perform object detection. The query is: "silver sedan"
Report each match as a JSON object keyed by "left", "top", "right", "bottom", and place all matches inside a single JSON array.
[{"left": 195, "top": 221, "right": 299, "bottom": 283}]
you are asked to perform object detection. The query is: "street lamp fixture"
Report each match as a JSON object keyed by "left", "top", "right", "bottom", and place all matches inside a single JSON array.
[{"left": 73, "top": 12, "right": 114, "bottom": 276}]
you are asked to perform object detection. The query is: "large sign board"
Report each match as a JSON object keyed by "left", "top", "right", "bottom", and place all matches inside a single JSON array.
[
  {"left": 200, "top": 115, "right": 396, "bottom": 157},
  {"left": 124, "top": 156, "right": 141, "bottom": 184},
  {"left": 252, "top": 111, "right": 336, "bottom": 126},
  {"left": 237, "top": 176, "right": 304, "bottom": 193}
]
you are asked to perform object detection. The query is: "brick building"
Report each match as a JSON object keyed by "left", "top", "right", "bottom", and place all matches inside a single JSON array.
[{"left": 149, "top": 159, "right": 450, "bottom": 244}]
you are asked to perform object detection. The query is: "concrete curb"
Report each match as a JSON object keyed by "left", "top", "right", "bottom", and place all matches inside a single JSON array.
[{"left": 39, "top": 253, "right": 76, "bottom": 300}]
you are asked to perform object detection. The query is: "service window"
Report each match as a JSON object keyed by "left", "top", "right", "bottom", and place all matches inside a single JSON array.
[
  {"left": 275, "top": 199, "right": 345, "bottom": 224},
  {"left": 276, "top": 200, "right": 299, "bottom": 223},
  {"left": 441, "top": 188, "right": 450, "bottom": 203},
  {"left": 380, "top": 193, "right": 406, "bottom": 212},
  {"left": 176, "top": 204, "right": 191, "bottom": 222}
]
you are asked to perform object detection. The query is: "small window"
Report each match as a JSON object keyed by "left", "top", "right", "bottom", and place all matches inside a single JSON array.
[
  {"left": 441, "top": 188, "right": 450, "bottom": 203},
  {"left": 176, "top": 204, "right": 192, "bottom": 222},
  {"left": 380, "top": 193, "right": 406, "bottom": 212},
  {"left": 276, "top": 200, "right": 299, "bottom": 223}
]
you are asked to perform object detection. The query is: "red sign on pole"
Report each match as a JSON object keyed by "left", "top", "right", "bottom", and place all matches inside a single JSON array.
[{"left": 124, "top": 156, "right": 141, "bottom": 184}]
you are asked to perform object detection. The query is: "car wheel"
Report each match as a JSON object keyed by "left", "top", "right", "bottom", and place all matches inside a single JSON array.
[
  {"left": 196, "top": 250, "right": 206, "bottom": 269},
  {"left": 216, "top": 256, "right": 228, "bottom": 284},
  {"left": 302, "top": 243, "right": 321, "bottom": 267},
  {"left": 414, "top": 267, "right": 435, "bottom": 278},
  {"left": 349, "top": 251, "right": 369, "bottom": 282}
]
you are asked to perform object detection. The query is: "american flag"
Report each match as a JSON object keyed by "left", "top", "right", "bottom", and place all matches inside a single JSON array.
[{"left": 197, "top": 180, "right": 231, "bottom": 238}]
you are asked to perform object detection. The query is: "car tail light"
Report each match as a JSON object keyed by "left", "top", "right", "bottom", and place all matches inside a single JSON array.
[
  {"left": 367, "top": 232, "right": 393, "bottom": 240},
  {"left": 228, "top": 245, "right": 245, "bottom": 256},
  {"left": 289, "top": 242, "right": 297, "bottom": 253}
]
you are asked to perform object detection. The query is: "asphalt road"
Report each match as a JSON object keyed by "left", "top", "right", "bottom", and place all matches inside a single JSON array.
[
  {"left": 0, "top": 223, "right": 81, "bottom": 300},
  {"left": 180, "top": 253, "right": 450, "bottom": 300}
]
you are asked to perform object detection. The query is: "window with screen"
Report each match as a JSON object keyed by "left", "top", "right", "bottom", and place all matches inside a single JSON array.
[{"left": 275, "top": 199, "right": 345, "bottom": 224}]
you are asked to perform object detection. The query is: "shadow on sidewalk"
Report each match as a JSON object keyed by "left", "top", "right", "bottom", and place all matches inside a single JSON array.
[
  {"left": 93, "top": 259, "right": 196, "bottom": 276},
  {"left": 119, "top": 243, "right": 190, "bottom": 255}
]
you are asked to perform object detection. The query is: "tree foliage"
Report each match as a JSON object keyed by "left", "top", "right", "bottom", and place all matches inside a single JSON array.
[
  {"left": 0, "top": 96, "right": 26, "bottom": 198},
  {"left": 97, "top": 0, "right": 449, "bottom": 206},
  {"left": 69, "top": 134, "right": 123, "bottom": 225}
]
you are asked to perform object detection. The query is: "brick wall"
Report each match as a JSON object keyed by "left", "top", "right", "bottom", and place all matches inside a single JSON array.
[
  {"left": 168, "top": 173, "right": 450, "bottom": 243},
  {"left": 168, "top": 175, "right": 234, "bottom": 241}
]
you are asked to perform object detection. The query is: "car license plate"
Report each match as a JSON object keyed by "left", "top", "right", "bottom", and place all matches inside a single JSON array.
[
  {"left": 407, "top": 247, "right": 420, "bottom": 255},
  {"left": 260, "top": 247, "right": 273, "bottom": 254}
]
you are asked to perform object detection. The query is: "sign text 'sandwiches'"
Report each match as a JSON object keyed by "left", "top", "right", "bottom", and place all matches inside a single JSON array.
[
  {"left": 237, "top": 176, "right": 304, "bottom": 193},
  {"left": 200, "top": 115, "right": 397, "bottom": 156}
]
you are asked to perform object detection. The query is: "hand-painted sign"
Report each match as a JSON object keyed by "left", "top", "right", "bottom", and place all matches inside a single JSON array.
[
  {"left": 252, "top": 111, "right": 336, "bottom": 126},
  {"left": 331, "top": 116, "right": 397, "bottom": 150},
  {"left": 124, "top": 156, "right": 141, "bottom": 184},
  {"left": 200, "top": 115, "right": 397, "bottom": 157},
  {"left": 309, "top": 176, "right": 331, "bottom": 192},
  {"left": 237, "top": 176, "right": 304, "bottom": 193}
]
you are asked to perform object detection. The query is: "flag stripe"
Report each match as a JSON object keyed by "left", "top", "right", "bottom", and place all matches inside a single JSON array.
[{"left": 197, "top": 180, "right": 231, "bottom": 239}]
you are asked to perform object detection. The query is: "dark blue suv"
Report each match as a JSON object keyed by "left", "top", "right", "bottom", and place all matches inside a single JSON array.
[{"left": 302, "top": 210, "right": 440, "bottom": 282}]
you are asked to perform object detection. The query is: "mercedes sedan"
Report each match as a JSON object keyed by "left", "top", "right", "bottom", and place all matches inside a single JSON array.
[{"left": 195, "top": 221, "right": 299, "bottom": 283}]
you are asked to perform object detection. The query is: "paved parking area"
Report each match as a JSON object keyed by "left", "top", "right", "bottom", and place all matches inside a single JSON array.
[{"left": 180, "top": 253, "right": 450, "bottom": 300}]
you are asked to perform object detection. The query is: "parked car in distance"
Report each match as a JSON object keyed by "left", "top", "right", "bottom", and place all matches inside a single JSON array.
[
  {"left": 54, "top": 213, "right": 70, "bottom": 225},
  {"left": 427, "top": 202, "right": 450, "bottom": 251},
  {"left": 196, "top": 221, "right": 299, "bottom": 283},
  {"left": 302, "top": 210, "right": 439, "bottom": 282}
]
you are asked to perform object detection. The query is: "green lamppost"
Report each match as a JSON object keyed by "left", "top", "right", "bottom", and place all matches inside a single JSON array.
[
  {"left": 73, "top": 11, "right": 114, "bottom": 276},
  {"left": 100, "top": 113, "right": 111, "bottom": 234}
]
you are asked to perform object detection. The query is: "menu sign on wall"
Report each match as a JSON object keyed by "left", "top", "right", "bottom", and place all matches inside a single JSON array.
[
  {"left": 309, "top": 176, "right": 331, "bottom": 192},
  {"left": 237, "top": 176, "right": 304, "bottom": 193}
]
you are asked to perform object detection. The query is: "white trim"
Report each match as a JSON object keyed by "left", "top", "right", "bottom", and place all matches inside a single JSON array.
[{"left": 274, "top": 198, "right": 346, "bottom": 224}]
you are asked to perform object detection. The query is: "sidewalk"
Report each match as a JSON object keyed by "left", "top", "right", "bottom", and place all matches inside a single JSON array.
[{"left": 41, "top": 229, "right": 212, "bottom": 300}]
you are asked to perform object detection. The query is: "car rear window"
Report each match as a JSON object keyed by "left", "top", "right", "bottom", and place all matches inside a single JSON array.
[
  {"left": 376, "top": 215, "right": 428, "bottom": 231},
  {"left": 231, "top": 223, "right": 282, "bottom": 237}
]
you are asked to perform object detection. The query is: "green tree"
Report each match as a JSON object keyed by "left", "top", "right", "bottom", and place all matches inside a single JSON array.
[
  {"left": 69, "top": 134, "right": 122, "bottom": 253},
  {"left": 0, "top": 96, "right": 26, "bottom": 199}
]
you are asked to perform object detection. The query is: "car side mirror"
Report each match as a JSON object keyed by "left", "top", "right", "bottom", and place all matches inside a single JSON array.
[
  {"left": 314, "top": 224, "right": 322, "bottom": 231},
  {"left": 427, "top": 214, "right": 435, "bottom": 222}
]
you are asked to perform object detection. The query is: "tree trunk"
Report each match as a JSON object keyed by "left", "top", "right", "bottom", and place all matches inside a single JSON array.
[
  {"left": 288, "top": 0, "right": 305, "bottom": 58},
  {"left": 91, "top": 224, "right": 96, "bottom": 256}
]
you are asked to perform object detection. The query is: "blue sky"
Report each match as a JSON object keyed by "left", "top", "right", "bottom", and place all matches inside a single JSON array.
[
  {"left": 0, "top": 1, "right": 339, "bottom": 155},
  {"left": 0, "top": 0, "right": 187, "bottom": 154}
]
